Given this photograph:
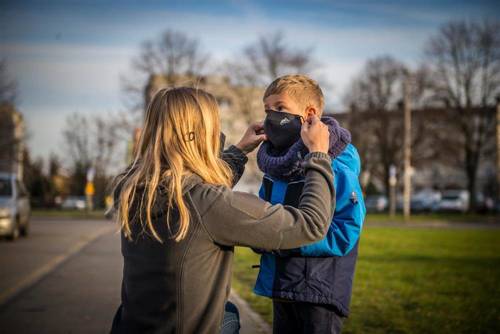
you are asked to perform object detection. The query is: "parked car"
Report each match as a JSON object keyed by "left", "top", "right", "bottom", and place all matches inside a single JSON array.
[
  {"left": 365, "top": 195, "right": 388, "bottom": 213},
  {"left": 411, "top": 189, "right": 441, "bottom": 212},
  {"left": 0, "top": 173, "right": 31, "bottom": 240},
  {"left": 61, "top": 196, "right": 87, "bottom": 210},
  {"left": 436, "top": 190, "right": 470, "bottom": 213}
]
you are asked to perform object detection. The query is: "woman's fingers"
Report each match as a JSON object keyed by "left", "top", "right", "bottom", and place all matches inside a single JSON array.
[
  {"left": 310, "top": 115, "right": 320, "bottom": 125},
  {"left": 301, "top": 115, "right": 330, "bottom": 154},
  {"left": 256, "top": 133, "right": 267, "bottom": 141},
  {"left": 235, "top": 121, "right": 267, "bottom": 154},
  {"left": 252, "top": 121, "right": 264, "bottom": 130}
]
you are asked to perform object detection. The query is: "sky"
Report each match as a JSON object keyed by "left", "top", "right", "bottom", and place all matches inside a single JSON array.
[{"left": 1, "top": 0, "right": 499, "bottom": 160}]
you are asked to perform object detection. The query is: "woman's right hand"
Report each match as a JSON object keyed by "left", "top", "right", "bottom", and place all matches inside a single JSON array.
[
  {"left": 235, "top": 121, "right": 267, "bottom": 154},
  {"left": 301, "top": 115, "right": 330, "bottom": 154}
]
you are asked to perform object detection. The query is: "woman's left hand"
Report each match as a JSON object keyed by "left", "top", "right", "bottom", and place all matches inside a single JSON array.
[{"left": 235, "top": 121, "right": 267, "bottom": 154}]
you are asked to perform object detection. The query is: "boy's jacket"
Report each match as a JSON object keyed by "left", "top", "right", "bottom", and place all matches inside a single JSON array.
[{"left": 254, "top": 144, "right": 366, "bottom": 316}]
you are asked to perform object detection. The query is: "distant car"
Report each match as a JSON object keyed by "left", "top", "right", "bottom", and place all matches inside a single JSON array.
[
  {"left": 411, "top": 189, "right": 441, "bottom": 212},
  {"left": 365, "top": 195, "right": 388, "bottom": 213},
  {"left": 0, "top": 173, "right": 31, "bottom": 241},
  {"left": 437, "top": 190, "right": 469, "bottom": 213},
  {"left": 61, "top": 196, "right": 87, "bottom": 210}
]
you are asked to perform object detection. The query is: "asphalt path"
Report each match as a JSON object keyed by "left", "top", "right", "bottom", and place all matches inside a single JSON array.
[{"left": 0, "top": 217, "right": 269, "bottom": 334}]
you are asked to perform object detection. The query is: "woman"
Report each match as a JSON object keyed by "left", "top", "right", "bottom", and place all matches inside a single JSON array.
[{"left": 110, "top": 87, "right": 334, "bottom": 334}]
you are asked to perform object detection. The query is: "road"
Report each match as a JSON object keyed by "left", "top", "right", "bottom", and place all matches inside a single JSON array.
[{"left": 0, "top": 217, "right": 269, "bottom": 334}]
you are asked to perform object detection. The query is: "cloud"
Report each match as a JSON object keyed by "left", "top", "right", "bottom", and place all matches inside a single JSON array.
[
  {"left": 3, "top": 0, "right": 494, "bottom": 160},
  {"left": 2, "top": 43, "right": 134, "bottom": 160},
  {"left": 3, "top": 43, "right": 134, "bottom": 110}
]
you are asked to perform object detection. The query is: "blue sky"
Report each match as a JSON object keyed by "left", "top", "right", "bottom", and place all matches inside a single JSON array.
[{"left": 1, "top": 0, "right": 499, "bottom": 159}]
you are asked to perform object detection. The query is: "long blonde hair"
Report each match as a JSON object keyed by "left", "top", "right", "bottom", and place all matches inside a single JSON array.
[{"left": 115, "top": 87, "right": 233, "bottom": 242}]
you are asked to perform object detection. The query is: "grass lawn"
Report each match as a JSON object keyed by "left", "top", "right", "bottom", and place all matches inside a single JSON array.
[
  {"left": 232, "top": 226, "right": 500, "bottom": 333},
  {"left": 365, "top": 212, "right": 499, "bottom": 224}
]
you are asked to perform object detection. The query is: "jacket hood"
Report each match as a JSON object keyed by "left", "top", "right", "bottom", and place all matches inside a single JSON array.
[
  {"left": 334, "top": 144, "right": 361, "bottom": 176},
  {"left": 115, "top": 173, "right": 204, "bottom": 219},
  {"left": 152, "top": 174, "right": 203, "bottom": 213}
]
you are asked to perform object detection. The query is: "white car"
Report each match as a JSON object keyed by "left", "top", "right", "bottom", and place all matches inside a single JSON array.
[
  {"left": 437, "top": 190, "right": 470, "bottom": 213},
  {"left": 0, "top": 173, "right": 31, "bottom": 240},
  {"left": 365, "top": 195, "right": 388, "bottom": 213},
  {"left": 61, "top": 196, "right": 87, "bottom": 210},
  {"left": 411, "top": 189, "right": 442, "bottom": 212}
]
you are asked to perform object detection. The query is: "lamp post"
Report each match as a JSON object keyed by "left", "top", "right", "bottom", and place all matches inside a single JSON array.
[
  {"left": 85, "top": 167, "right": 95, "bottom": 211},
  {"left": 389, "top": 164, "right": 397, "bottom": 217}
]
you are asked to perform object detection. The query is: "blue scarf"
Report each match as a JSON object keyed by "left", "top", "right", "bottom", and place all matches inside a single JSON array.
[{"left": 257, "top": 116, "right": 351, "bottom": 181}]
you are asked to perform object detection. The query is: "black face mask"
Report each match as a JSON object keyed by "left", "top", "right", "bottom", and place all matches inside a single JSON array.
[{"left": 264, "top": 110, "right": 303, "bottom": 150}]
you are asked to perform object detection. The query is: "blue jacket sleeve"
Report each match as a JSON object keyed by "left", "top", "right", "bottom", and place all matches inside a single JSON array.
[{"left": 300, "top": 166, "right": 366, "bottom": 257}]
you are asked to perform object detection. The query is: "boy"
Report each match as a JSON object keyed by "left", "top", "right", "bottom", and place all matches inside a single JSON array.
[{"left": 253, "top": 75, "right": 366, "bottom": 334}]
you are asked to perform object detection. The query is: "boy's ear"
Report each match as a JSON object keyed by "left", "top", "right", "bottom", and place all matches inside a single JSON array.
[{"left": 305, "top": 106, "right": 319, "bottom": 118}]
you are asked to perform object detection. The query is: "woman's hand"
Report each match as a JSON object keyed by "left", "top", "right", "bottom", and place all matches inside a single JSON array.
[
  {"left": 235, "top": 121, "right": 267, "bottom": 154},
  {"left": 301, "top": 115, "right": 330, "bottom": 154}
]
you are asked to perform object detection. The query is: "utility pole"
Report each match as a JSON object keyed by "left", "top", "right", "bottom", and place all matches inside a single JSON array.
[
  {"left": 403, "top": 78, "right": 412, "bottom": 222},
  {"left": 389, "top": 165, "right": 397, "bottom": 217}
]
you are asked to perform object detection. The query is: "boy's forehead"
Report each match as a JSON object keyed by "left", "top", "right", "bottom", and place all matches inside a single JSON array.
[{"left": 264, "top": 92, "right": 293, "bottom": 105}]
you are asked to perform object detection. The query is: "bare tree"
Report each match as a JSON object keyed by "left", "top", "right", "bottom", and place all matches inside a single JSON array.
[
  {"left": 221, "top": 31, "right": 320, "bottom": 123},
  {"left": 63, "top": 113, "right": 121, "bottom": 175},
  {"left": 425, "top": 19, "right": 500, "bottom": 210},
  {"left": 243, "top": 31, "right": 317, "bottom": 85},
  {"left": 134, "top": 30, "right": 208, "bottom": 79},
  {"left": 122, "top": 29, "right": 210, "bottom": 113},
  {"left": 220, "top": 61, "right": 262, "bottom": 124},
  {"left": 0, "top": 58, "right": 17, "bottom": 105},
  {"left": 63, "top": 114, "right": 91, "bottom": 168},
  {"left": 345, "top": 56, "right": 435, "bottom": 198},
  {"left": 62, "top": 113, "right": 123, "bottom": 204}
]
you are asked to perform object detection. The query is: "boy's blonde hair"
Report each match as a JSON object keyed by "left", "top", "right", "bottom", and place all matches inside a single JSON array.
[{"left": 263, "top": 74, "right": 324, "bottom": 112}]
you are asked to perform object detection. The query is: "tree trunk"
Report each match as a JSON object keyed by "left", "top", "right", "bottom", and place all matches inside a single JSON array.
[
  {"left": 465, "top": 149, "right": 478, "bottom": 212},
  {"left": 383, "top": 163, "right": 391, "bottom": 201}
]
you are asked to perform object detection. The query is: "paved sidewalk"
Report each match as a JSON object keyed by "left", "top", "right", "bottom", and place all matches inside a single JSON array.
[
  {"left": 229, "top": 289, "right": 271, "bottom": 334},
  {"left": 0, "top": 217, "right": 271, "bottom": 333}
]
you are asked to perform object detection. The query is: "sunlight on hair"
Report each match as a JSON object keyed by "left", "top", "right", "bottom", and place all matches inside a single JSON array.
[
  {"left": 264, "top": 74, "right": 325, "bottom": 112},
  {"left": 113, "top": 87, "right": 233, "bottom": 242}
]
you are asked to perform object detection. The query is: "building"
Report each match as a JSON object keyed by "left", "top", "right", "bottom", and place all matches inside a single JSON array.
[
  {"left": 0, "top": 103, "right": 25, "bottom": 179},
  {"left": 330, "top": 105, "right": 498, "bottom": 198}
]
